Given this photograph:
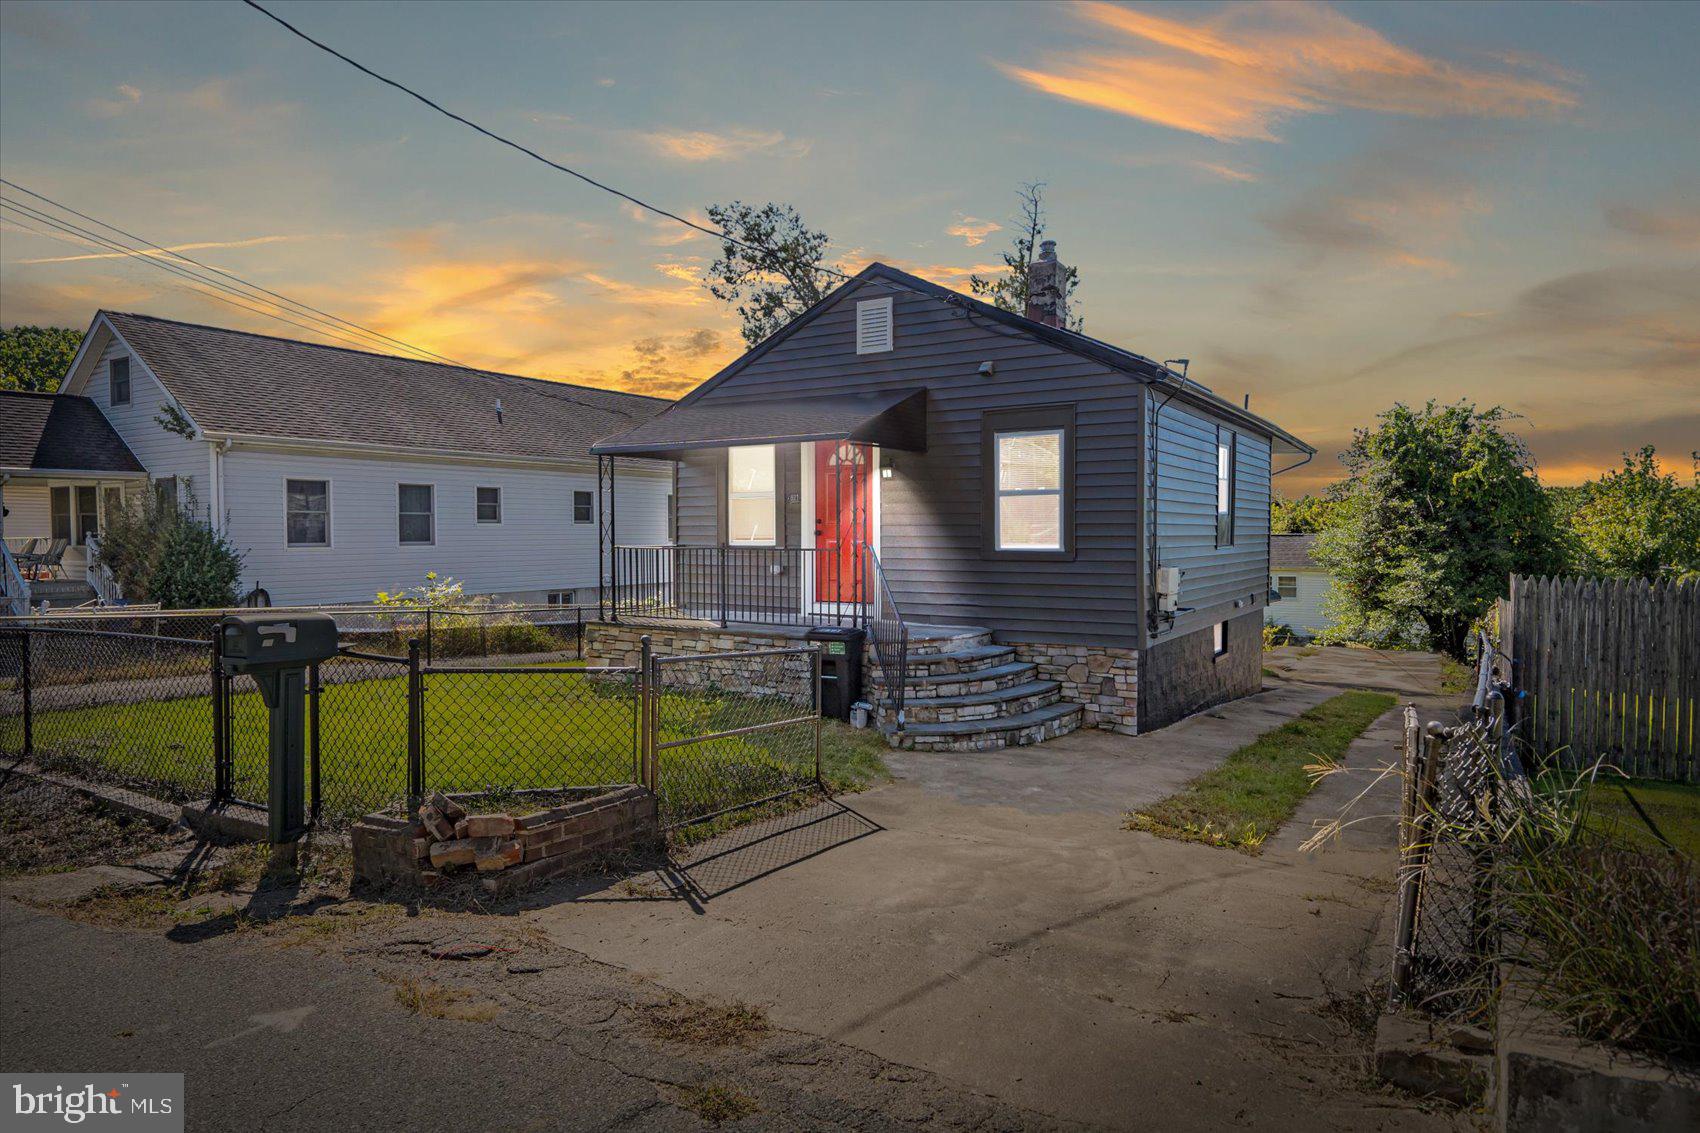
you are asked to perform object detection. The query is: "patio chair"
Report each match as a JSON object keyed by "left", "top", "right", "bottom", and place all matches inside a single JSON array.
[
  {"left": 9, "top": 538, "right": 40, "bottom": 569},
  {"left": 30, "top": 538, "right": 70, "bottom": 580}
]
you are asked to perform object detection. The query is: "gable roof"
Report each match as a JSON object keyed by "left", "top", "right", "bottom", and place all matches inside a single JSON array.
[
  {"left": 87, "top": 312, "right": 670, "bottom": 465},
  {"left": 1271, "top": 533, "right": 1321, "bottom": 571},
  {"left": 0, "top": 391, "right": 146, "bottom": 475},
  {"left": 671, "top": 263, "right": 1313, "bottom": 456}
]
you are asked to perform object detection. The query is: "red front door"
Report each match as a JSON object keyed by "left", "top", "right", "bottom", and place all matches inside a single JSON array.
[{"left": 813, "top": 442, "right": 871, "bottom": 605}]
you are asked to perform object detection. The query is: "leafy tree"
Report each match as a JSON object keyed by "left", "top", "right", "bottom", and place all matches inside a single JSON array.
[
  {"left": 703, "top": 201, "right": 841, "bottom": 347},
  {"left": 1270, "top": 492, "right": 1340, "bottom": 534},
  {"left": 0, "top": 325, "right": 82, "bottom": 392},
  {"left": 968, "top": 181, "right": 1083, "bottom": 332},
  {"left": 1313, "top": 401, "right": 1566, "bottom": 660},
  {"left": 1562, "top": 446, "right": 1700, "bottom": 581}
]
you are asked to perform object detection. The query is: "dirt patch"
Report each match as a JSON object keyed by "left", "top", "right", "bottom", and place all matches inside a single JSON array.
[{"left": 0, "top": 775, "right": 181, "bottom": 876}]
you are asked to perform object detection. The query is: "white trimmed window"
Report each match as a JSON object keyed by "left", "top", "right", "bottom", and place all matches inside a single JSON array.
[
  {"left": 572, "top": 490, "right": 594, "bottom": 524},
  {"left": 286, "top": 479, "right": 329, "bottom": 546},
  {"left": 1276, "top": 575, "right": 1298, "bottom": 599},
  {"left": 727, "top": 444, "right": 777, "bottom": 545},
  {"left": 546, "top": 590, "right": 576, "bottom": 606},
  {"left": 994, "top": 429, "right": 1063, "bottom": 551},
  {"left": 109, "top": 357, "right": 131, "bottom": 405},
  {"left": 398, "top": 483, "right": 434, "bottom": 545},
  {"left": 476, "top": 486, "right": 502, "bottom": 524}
]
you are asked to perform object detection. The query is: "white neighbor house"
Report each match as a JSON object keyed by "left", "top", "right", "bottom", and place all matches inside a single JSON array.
[
  {"left": 1265, "top": 533, "right": 1333, "bottom": 640},
  {"left": 1, "top": 311, "right": 674, "bottom": 609}
]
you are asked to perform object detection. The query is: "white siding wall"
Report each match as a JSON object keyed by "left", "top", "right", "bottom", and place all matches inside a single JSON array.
[
  {"left": 219, "top": 447, "right": 669, "bottom": 605},
  {"left": 85, "top": 336, "right": 210, "bottom": 514},
  {"left": 1266, "top": 570, "right": 1333, "bottom": 637}
]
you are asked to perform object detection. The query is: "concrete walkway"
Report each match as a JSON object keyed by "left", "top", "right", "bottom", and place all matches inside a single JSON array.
[{"left": 527, "top": 647, "right": 1463, "bottom": 1130}]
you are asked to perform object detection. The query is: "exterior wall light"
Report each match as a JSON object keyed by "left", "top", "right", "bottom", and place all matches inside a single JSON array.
[{"left": 880, "top": 456, "right": 896, "bottom": 479}]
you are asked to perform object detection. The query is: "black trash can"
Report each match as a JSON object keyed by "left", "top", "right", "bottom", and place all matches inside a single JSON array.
[{"left": 804, "top": 626, "right": 866, "bottom": 722}]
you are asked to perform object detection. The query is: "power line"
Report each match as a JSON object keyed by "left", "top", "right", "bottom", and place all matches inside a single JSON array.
[
  {"left": 0, "top": 199, "right": 447, "bottom": 358},
  {"left": 0, "top": 176, "right": 465, "bottom": 364},
  {"left": 240, "top": 0, "right": 848, "bottom": 283},
  {"left": 0, "top": 177, "right": 466, "bottom": 366}
]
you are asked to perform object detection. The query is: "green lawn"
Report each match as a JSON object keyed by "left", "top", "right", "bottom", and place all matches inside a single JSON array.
[
  {"left": 1125, "top": 689, "right": 1397, "bottom": 853},
  {"left": 26, "top": 666, "right": 888, "bottom": 828},
  {"left": 1583, "top": 776, "right": 1700, "bottom": 858}
]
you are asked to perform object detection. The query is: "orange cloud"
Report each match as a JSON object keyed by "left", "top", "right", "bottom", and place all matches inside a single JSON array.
[
  {"left": 946, "top": 215, "right": 1003, "bottom": 247},
  {"left": 636, "top": 128, "right": 805, "bottom": 162},
  {"left": 998, "top": 1, "right": 1580, "bottom": 142}
]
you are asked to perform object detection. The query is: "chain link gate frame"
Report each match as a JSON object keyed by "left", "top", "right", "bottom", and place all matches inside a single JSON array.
[{"left": 639, "top": 639, "right": 824, "bottom": 834}]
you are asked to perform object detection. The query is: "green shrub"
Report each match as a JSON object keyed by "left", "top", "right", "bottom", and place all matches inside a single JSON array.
[{"left": 149, "top": 518, "right": 243, "bottom": 609}]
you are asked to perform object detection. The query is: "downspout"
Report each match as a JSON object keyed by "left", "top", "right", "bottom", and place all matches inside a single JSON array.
[{"left": 1145, "top": 364, "right": 1196, "bottom": 638}]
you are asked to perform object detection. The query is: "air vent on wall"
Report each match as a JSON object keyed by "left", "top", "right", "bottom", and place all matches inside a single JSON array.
[{"left": 855, "top": 297, "right": 894, "bottom": 355}]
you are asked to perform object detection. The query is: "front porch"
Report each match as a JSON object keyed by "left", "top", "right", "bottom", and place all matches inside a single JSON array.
[{"left": 1, "top": 475, "right": 149, "bottom": 613}]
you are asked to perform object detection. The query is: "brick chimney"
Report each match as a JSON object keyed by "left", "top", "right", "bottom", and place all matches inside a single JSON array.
[{"left": 1024, "top": 239, "right": 1068, "bottom": 329}]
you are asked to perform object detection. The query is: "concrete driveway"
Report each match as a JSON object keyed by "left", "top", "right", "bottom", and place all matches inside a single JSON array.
[{"left": 530, "top": 648, "right": 1464, "bottom": 1130}]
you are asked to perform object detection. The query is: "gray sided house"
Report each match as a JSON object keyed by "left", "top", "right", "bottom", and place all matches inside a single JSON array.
[{"left": 592, "top": 248, "right": 1312, "bottom": 746}]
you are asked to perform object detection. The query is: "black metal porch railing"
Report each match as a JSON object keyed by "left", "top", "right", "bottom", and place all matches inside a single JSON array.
[
  {"left": 607, "top": 545, "right": 869, "bottom": 629},
  {"left": 864, "top": 545, "right": 910, "bottom": 726}
]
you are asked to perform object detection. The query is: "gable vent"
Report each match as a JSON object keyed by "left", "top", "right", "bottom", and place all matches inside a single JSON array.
[{"left": 855, "top": 297, "right": 894, "bottom": 355}]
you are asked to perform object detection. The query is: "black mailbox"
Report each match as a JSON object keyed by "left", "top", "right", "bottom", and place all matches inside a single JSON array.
[
  {"left": 218, "top": 613, "right": 339, "bottom": 844},
  {"left": 804, "top": 626, "right": 865, "bottom": 722},
  {"left": 219, "top": 613, "right": 339, "bottom": 674}
]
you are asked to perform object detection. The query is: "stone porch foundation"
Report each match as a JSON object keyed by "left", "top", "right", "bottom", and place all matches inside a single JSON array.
[{"left": 1010, "top": 643, "right": 1139, "bottom": 734}]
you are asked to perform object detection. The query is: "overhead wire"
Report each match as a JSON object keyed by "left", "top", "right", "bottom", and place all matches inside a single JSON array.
[
  {"left": 0, "top": 198, "right": 443, "bottom": 357},
  {"left": 0, "top": 177, "right": 467, "bottom": 366},
  {"left": 240, "top": 0, "right": 848, "bottom": 288}
]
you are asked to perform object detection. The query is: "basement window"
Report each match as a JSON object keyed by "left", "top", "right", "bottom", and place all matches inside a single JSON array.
[
  {"left": 1212, "top": 621, "right": 1227, "bottom": 657},
  {"left": 546, "top": 590, "right": 576, "bottom": 607}
]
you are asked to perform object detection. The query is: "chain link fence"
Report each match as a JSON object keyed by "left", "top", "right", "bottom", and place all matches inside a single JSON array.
[
  {"left": 1391, "top": 633, "right": 1520, "bottom": 1013},
  {"left": 0, "top": 625, "right": 216, "bottom": 802},
  {"left": 418, "top": 662, "right": 641, "bottom": 798},
  {"left": 646, "top": 647, "right": 821, "bottom": 832},
  {"left": 5, "top": 619, "right": 824, "bottom": 839}
]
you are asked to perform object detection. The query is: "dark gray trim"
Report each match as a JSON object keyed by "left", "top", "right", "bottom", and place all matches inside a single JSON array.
[{"left": 980, "top": 405, "right": 1077, "bottom": 563}]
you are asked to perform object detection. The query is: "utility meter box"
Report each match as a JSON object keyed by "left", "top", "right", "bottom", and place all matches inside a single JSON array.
[
  {"left": 1155, "top": 567, "right": 1183, "bottom": 614},
  {"left": 219, "top": 613, "right": 339, "bottom": 674}
]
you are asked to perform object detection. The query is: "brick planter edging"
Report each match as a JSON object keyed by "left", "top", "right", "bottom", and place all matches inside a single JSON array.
[{"left": 352, "top": 784, "right": 658, "bottom": 898}]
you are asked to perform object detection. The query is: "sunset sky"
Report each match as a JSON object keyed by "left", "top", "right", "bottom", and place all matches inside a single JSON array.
[{"left": 2, "top": 0, "right": 1695, "bottom": 492}]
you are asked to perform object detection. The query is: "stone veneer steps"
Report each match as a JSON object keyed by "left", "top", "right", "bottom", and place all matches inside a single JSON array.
[{"left": 875, "top": 625, "right": 1084, "bottom": 751}]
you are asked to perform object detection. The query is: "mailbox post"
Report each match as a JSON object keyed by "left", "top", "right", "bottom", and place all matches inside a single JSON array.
[{"left": 218, "top": 613, "right": 339, "bottom": 846}]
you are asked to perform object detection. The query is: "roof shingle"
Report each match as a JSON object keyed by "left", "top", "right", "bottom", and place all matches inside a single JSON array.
[
  {"left": 0, "top": 391, "right": 146, "bottom": 474},
  {"left": 101, "top": 312, "right": 670, "bottom": 463}
]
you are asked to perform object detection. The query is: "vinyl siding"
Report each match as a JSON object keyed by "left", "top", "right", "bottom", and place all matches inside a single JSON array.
[
  {"left": 672, "top": 278, "right": 1145, "bottom": 646},
  {"left": 1266, "top": 569, "right": 1333, "bottom": 637},
  {"left": 85, "top": 336, "right": 210, "bottom": 515},
  {"left": 221, "top": 447, "right": 668, "bottom": 606},
  {"left": 1145, "top": 394, "right": 1272, "bottom": 642}
]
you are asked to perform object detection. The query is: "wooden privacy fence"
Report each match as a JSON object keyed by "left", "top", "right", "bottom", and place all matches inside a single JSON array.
[{"left": 1503, "top": 575, "right": 1698, "bottom": 782}]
